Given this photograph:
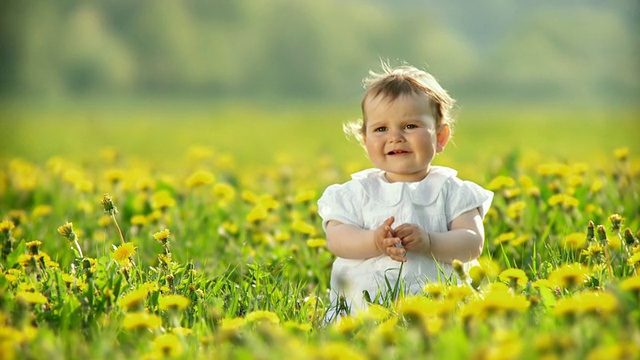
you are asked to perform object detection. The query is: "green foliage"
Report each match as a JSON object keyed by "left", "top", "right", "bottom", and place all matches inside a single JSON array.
[{"left": 0, "top": 106, "right": 639, "bottom": 358}]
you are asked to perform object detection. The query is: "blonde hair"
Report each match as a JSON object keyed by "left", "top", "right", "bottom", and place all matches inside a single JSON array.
[{"left": 344, "top": 62, "right": 456, "bottom": 146}]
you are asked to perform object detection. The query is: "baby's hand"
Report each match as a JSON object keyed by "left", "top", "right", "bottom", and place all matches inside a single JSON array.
[
  {"left": 374, "top": 217, "right": 406, "bottom": 262},
  {"left": 394, "top": 223, "right": 431, "bottom": 256}
]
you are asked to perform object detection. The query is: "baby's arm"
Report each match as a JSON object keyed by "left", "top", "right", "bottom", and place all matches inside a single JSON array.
[
  {"left": 396, "top": 208, "right": 484, "bottom": 264},
  {"left": 325, "top": 217, "right": 405, "bottom": 261}
]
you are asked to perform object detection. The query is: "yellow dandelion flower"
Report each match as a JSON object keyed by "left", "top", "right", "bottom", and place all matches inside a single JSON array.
[
  {"left": 494, "top": 232, "right": 515, "bottom": 245},
  {"left": 371, "top": 316, "right": 399, "bottom": 345},
  {"left": 186, "top": 145, "right": 213, "bottom": 162},
  {"left": 104, "top": 168, "right": 126, "bottom": 184},
  {"left": 246, "top": 205, "right": 269, "bottom": 223},
  {"left": 331, "top": 315, "right": 360, "bottom": 335},
  {"left": 423, "top": 282, "right": 447, "bottom": 298},
  {"left": 306, "top": 238, "right": 326, "bottom": 248},
  {"left": 245, "top": 310, "right": 279, "bottom": 324},
  {"left": 562, "top": 232, "right": 586, "bottom": 249},
  {"left": 215, "top": 153, "right": 235, "bottom": 169},
  {"left": 151, "top": 191, "right": 176, "bottom": 211},
  {"left": 220, "top": 317, "right": 246, "bottom": 331},
  {"left": 100, "top": 147, "right": 119, "bottom": 163},
  {"left": 502, "top": 187, "right": 521, "bottom": 199},
  {"left": 548, "top": 263, "right": 589, "bottom": 289},
  {"left": 627, "top": 252, "right": 640, "bottom": 266},
  {"left": 25, "top": 240, "right": 42, "bottom": 255},
  {"left": 3, "top": 272, "right": 19, "bottom": 284},
  {"left": 294, "top": 190, "right": 316, "bottom": 203},
  {"left": 16, "top": 291, "right": 48, "bottom": 305},
  {"left": 499, "top": 268, "right": 529, "bottom": 288},
  {"left": 537, "top": 162, "right": 570, "bottom": 177},
  {"left": 356, "top": 304, "right": 391, "bottom": 322},
  {"left": 469, "top": 257, "right": 501, "bottom": 288},
  {"left": 292, "top": 220, "right": 318, "bottom": 235},
  {"left": 120, "top": 289, "right": 149, "bottom": 311},
  {"left": 589, "top": 178, "right": 604, "bottom": 193},
  {"left": 135, "top": 177, "right": 156, "bottom": 192},
  {"left": 274, "top": 230, "right": 291, "bottom": 242},
  {"left": 548, "top": 194, "right": 579, "bottom": 208},
  {"left": 474, "top": 287, "right": 530, "bottom": 318},
  {"left": 241, "top": 189, "right": 258, "bottom": 204},
  {"left": 588, "top": 342, "right": 639, "bottom": 360},
  {"left": 510, "top": 234, "right": 530, "bottom": 246},
  {"left": 17, "top": 254, "right": 34, "bottom": 268},
  {"left": 258, "top": 195, "right": 279, "bottom": 210},
  {"left": 212, "top": 182, "right": 236, "bottom": 202},
  {"left": 185, "top": 170, "right": 215, "bottom": 188},
  {"left": 506, "top": 201, "right": 526, "bottom": 219},
  {"left": 220, "top": 221, "right": 239, "bottom": 235},
  {"left": 581, "top": 242, "right": 604, "bottom": 258},
  {"left": 613, "top": 147, "right": 629, "bottom": 161},
  {"left": 532, "top": 279, "right": 557, "bottom": 290},
  {"left": 32, "top": 205, "right": 53, "bottom": 218},
  {"left": 171, "top": 327, "right": 193, "bottom": 337},
  {"left": 130, "top": 215, "right": 148, "bottom": 227},
  {"left": 96, "top": 215, "right": 111, "bottom": 228},
  {"left": 122, "top": 312, "right": 162, "bottom": 330},
  {"left": 0, "top": 220, "right": 15, "bottom": 233},
  {"left": 112, "top": 242, "right": 136, "bottom": 265},
  {"left": 486, "top": 176, "right": 516, "bottom": 191},
  {"left": 153, "top": 229, "right": 171, "bottom": 242},
  {"left": 320, "top": 341, "right": 368, "bottom": 360},
  {"left": 447, "top": 284, "right": 474, "bottom": 302},
  {"left": 582, "top": 291, "right": 618, "bottom": 314},
  {"left": 283, "top": 321, "right": 312, "bottom": 333},
  {"left": 159, "top": 294, "right": 190, "bottom": 312}
]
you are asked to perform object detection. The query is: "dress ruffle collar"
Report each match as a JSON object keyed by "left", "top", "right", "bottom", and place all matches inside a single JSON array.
[{"left": 351, "top": 166, "right": 458, "bottom": 206}]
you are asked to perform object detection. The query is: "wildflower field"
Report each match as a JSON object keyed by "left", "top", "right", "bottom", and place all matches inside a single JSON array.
[{"left": 1, "top": 104, "right": 639, "bottom": 359}]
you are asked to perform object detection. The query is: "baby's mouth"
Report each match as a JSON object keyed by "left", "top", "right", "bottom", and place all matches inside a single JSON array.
[{"left": 387, "top": 149, "right": 410, "bottom": 155}]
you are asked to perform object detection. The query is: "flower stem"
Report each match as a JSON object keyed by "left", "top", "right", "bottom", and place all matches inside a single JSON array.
[{"left": 111, "top": 214, "right": 126, "bottom": 245}]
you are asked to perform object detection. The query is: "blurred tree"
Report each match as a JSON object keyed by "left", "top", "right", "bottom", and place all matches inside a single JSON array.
[{"left": 0, "top": 0, "right": 636, "bottom": 105}]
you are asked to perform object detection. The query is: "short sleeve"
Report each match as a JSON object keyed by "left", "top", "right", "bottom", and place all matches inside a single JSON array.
[
  {"left": 317, "top": 182, "right": 364, "bottom": 231},
  {"left": 444, "top": 178, "right": 493, "bottom": 225}
]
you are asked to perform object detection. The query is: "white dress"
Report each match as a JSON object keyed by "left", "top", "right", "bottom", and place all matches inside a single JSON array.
[{"left": 317, "top": 166, "right": 493, "bottom": 319}]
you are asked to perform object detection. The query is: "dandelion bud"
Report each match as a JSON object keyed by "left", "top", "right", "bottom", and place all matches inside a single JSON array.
[
  {"left": 596, "top": 225, "right": 608, "bottom": 245},
  {"left": 608, "top": 214, "right": 623, "bottom": 232},
  {"left": 452, "top": 259, "right": 467, "bottom": 281},
  {"left": 623, "top": 228, "right": 637, "bottom": 246},
  {"left": 101, "top": 193, "right": 118, "bottom": 216},
  {"left": 57, "top": 222, "right": 77, "bottom": 242},
  {"left": 586, "top": 221, "right": 595, "bottom": 241}
]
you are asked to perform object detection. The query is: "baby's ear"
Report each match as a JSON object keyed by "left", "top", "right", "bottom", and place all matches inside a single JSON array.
[{"left": 436, "top": 124, "right": 451, "bottom": 152}]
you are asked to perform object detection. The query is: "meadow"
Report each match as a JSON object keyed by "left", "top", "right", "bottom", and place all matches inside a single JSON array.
[{"left": 1, "top": 102, "right": 639, "bottom": 359}]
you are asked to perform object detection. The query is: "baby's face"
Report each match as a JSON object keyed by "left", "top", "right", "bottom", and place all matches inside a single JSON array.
[{"left": 362, "top": 93, "right": 449, "bottom": 182}]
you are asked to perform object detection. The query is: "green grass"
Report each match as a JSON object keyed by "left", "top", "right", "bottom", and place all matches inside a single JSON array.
[{"left": 0, "top": 101, "right": 639, "bottom": 359}]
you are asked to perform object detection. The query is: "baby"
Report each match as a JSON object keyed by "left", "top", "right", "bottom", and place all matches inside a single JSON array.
[{"left": 318, "top": 62, "right": 493, "bottom": 320}]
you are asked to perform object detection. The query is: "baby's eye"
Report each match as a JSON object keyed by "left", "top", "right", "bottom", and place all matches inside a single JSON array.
[
  {"left": 373, "top": 126, "right": 387, "bottom": 132},
  {"left": 405, "top": 124, "right": 418, "bottom": 129}
]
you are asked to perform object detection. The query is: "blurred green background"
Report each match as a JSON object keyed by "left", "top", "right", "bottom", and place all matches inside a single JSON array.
[{"left": 1, "top": 0, "right": 638, "bottom": 166}]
